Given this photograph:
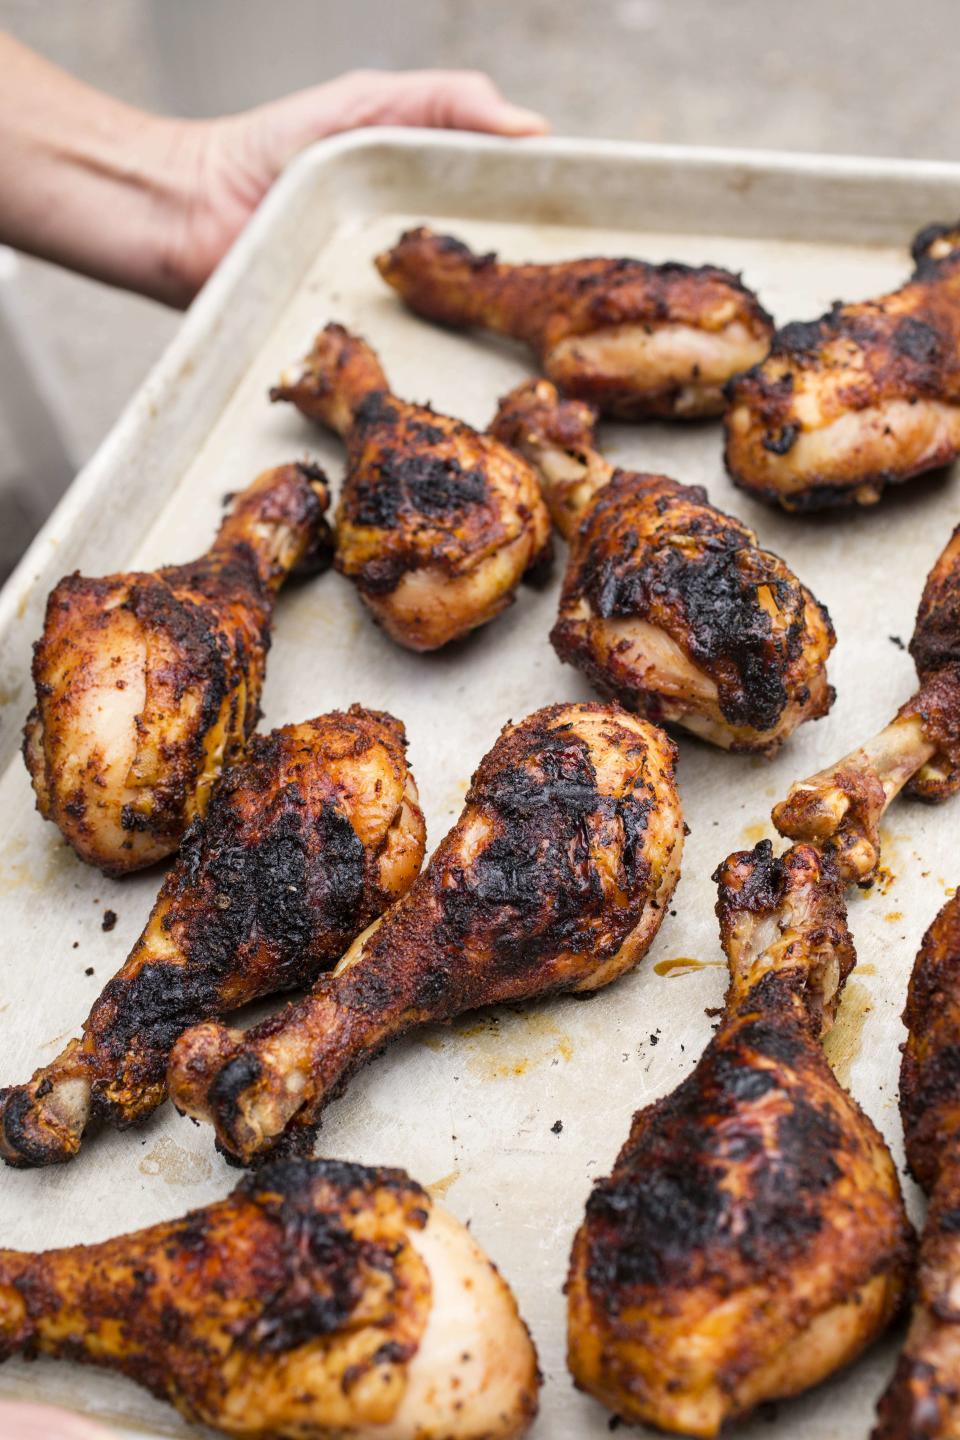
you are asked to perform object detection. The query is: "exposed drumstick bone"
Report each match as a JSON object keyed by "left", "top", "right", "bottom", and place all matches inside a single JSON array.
[{"left": 774, "top": 527, "right": 960, "bottom": 883}]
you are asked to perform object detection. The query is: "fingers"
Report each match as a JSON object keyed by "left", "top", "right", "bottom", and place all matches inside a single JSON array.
[
  {"left": 243, "top": 67, "right": 548, "bottom": 179},
  {"left": 0, "top": 1403, "right": 111, "bottom": 1440},
  {"left": 361, "top": 69, "right": 550, "bottom": 136}
]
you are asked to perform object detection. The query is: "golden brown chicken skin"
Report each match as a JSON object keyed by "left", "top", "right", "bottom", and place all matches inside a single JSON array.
[
  {"left": 376, "top": 228, "right": 774, "bottom": 420},
  {"left": 270, "top": 323, "right": 551, "bottom": 651},
  {"left": 726, "top": 222, "right": 960, "bottom": 510},
  {"left": 492, "top": 378, "right": 835, "bottom": 753},
  {"left": 873, "top": 893, "right": 960, "bottom": 1439},
  {"left": 24, "top": 463, "right": 333, "bottom": 875},
  {"left": 1, "top": 708, "right": 425, "bottom": 1168},
  {"left": 567, "top": 840, "right": 913, "bottom": 1437},
  {"left": 168, "top": 701, "right": 684, "bottom": 1164},
  {"left": 0, "top": 1158, "right": 540, "bottom": 1440},
  {"left": 774, "top": 525, "right": 960, "bottom": 882}
]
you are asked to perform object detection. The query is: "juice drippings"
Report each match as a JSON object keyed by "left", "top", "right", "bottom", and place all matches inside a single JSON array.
[{"left": 653, "top": 957, "right": 724, "bottom": 978}]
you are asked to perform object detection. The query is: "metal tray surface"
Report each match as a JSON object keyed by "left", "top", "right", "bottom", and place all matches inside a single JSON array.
[{"left": 2, "top": 132, "right": 960, "bottom": 1439}]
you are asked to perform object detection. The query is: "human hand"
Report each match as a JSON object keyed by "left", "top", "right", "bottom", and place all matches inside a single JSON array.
[
  {"left": 159, "top": 69, "right": 548, "bottom": 305},
  {"left": 0, "top": 1401, "right": 110, "bottom": 1439},
  {"left": 0, "top": 37, "right": 548, "bottom": 308}
]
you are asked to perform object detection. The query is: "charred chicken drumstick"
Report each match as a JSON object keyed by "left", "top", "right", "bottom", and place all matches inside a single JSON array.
[
  {"left": 492, "top": 378, "right": 835, "bottom": 753},
  {"left": 376, "top": 227, "right": 774, "bottom": 420},
  {"left": 24, "top": 463, "right": 333, "bottom": 874},
  {"left": 0, "top": 709, "right": 425, "bottom": 1168},
  {"left": 726, "top": 221, "right": 960, "bottom": 510},
  {"left": 0, "top": 1157, "right": 539, "bottom": 1440},
  {"left": 774, "top": 525, "right": 960, "bottom": 882},
  {"left": 874, "top": 892, "right": 960, "bottom": 1439},
  {"left": 567, "top": 840, "right": 913, "bottom": 1437},
  {"left": 270, "top": 323, "right": 551, "bottom": 651},
  {"left": 169, "top": 701, "right": 684, "bottom": 1164}
]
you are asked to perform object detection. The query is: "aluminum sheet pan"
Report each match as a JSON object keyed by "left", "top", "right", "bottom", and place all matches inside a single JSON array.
[{"left": 2, "top": 132, "right": 960, "bottom": 1439}]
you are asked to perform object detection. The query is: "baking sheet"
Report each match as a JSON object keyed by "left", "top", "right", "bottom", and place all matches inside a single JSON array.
[{"left": 1, "top": 133, "right": 960, "bottom": 1438}]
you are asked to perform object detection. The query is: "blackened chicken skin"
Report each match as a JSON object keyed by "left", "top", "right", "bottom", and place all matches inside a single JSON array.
[
  {"left": 0, "top": 1158, "right": 539, "bottom": 1440},
  {"left": 568, "top": 840, "right": 913, "bottom": 1437},
  {"left": 24, "top": 463, "right": 333, "bottom": 875},
  {"left": 270, "top": 323, "right": 551, "bottom": 651},
  {"left": 774, "top": 526, "right": 960, "bottom": 882},
  {"left": 168, "top": 702, "right": 684, "bottom": 1164},
  {"left": 492, "top": 378, "right": 835, "bottom": 753},
  {"left": 376, "top": 228, "right": 774, "bottom": 420},
  {"left": 873, "top": 893, "right": 960, "bottom": 1439},
  {"left": 0, "top": 709, "right": 425, "bottom": 1168},
  {"left": 726, "top": 222, "right": 960, "bottom": 510}
]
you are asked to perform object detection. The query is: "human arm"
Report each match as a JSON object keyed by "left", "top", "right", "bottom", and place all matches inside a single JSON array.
[{"left": 0, "top": 34, "right": 547, "bottom": 307}]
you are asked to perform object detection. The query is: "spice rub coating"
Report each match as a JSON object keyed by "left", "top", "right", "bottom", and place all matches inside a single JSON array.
[
  {"left": 726, "top": 222, "right": 960, "bottom": 510},
  {"left": 168, "top": 702, "right": 684, "bottom": 1164},
  {"left": 271, "top": 323, "right": 551, "bottom": 650},
  {"left": 377, "top": 227, "right": 773, "bottom": 420},
  {"left": 773, "top": 525, "right": 960, "bottom": 883},
  {"left": 24, "top": 463, "right": 333, "bottom": 874},
  {"left": 568, "top": 841, "right": 912, "bottom": 1437},
  {"left": 873, "top": 892, "right": 960, "bottom": 1439},
  {"left": 0, "top": 708, "right": 425, "bottom": 1168},
  {"left": 491, "top": 378, "right": 834, "bottom": 754},
  {"left": 0, "top": 1157, "right": 540, "bottom": 1439}
]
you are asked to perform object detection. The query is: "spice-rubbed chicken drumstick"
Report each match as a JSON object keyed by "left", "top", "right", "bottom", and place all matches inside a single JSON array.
[
  {"left": 24, "top": 463, "right": 333, "bottom": 874},
  {"left": 774, "top": 525, "right": 960, "bottom": 882},
  {"left": 568, "top": 840, "right": 913, "bottom": 1438},
  {"left": 376, "top": 227, "right": 774, "bottom": 420},
  {"left": 874, "top": 891, "right": 960, "bottom": 1439},
  {"left": 492, "top": 378, "right": 835, "bottom": 754},
  {"left": 726, "top": 222, "right": 960, "bottom": 510},
  {"left": 169, "top": 702, "right": 684, "bottom": 1165},
  {"left": 1, "top": 709, "right": 425, "bottom": 1168},
  {"left": 270, "top": 323, "right": 551, "bottom": 651},
  {"left": 0, "top": 1157, "right": 539, "bottom": 1440}
]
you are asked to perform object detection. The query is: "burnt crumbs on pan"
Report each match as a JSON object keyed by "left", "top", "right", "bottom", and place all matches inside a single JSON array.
[{"left": 4, "top": 166, "right": 960, "bottom": 1440}]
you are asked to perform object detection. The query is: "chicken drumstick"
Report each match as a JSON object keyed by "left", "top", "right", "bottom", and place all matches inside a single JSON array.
[
  {"left": 726, "top": 221, "right": 960, "bottom": 510},
  {"left": 169, "top": 701, "right": 684, "bottom": 1164},
  {"left": 492, "top": 378, "right": 835, "bottom": 753},
  {"left": 0, "top": 1157, "right": 539, "bottom": 1440},
  {"left": 874, "top": 891, "right": 960, "bottom": 1439},
  {"left": 24, "top": 463, "right": 333, "bottom": 874},
  {"left": 773, "top": 525, "right": 960, "bottom": 882},
  {"left": 270, "top": 323, "right": 551, "bottom": 651},
  {"left": 1, "top": 708, "right": 425, "bottom": 1168},
  {"left": 376, "top": 227, "right": 774, "bottom": 419},
  {"left": 567, "top": 840, "right": 913, "bottom": 1437}
]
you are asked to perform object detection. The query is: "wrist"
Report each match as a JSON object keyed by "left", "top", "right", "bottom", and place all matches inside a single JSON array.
[
  {"left": 123, "top": 114, "right": 214, "bottom": 307},
  {"left": 0, "top": 34, "right": 207, "bottom": 307}
]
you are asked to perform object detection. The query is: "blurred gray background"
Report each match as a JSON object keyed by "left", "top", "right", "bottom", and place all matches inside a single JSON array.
[{"left": 1, "top": 0, "right": 958, "bottom": 573}]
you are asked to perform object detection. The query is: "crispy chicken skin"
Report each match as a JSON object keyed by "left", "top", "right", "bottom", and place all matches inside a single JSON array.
[
  {"left": 0, "top": 709, "right": 425, "bottom": 1168},
  {"left": 725, "top": 222, "right": 960, "bottom": 510},
  {"left": 900, "top": 893, "right": 960, "bottom": 1195},
  {"left": 0, "top": 1158, "right": 540, "bottom": 1440},
  {"left": 873, "top": 893, "right": 960, "bottom": 1439},
  {"left": 774, "top": 526, "right": 960, "bottom": 882},
  {"left": 168, "top": 702, "right": 684, "bottom": 1164},
  {"left": 270, "top": 323, "right": 551, "bottom": 651},
  {"left": 492, "top": 378, "right": 835, "bottom": 753},
  {"left": 568, "top": 840, "right": 913, "bottom": 1437},
  {"left": 376, "top": 228, "right": 774, "bottom": 420},
  {"left": 24, "top": 463, "right": 333, "bottom": 875}
]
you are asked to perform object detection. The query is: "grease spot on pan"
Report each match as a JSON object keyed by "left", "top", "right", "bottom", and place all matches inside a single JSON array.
[
  {"left": 823, "top": 980, "right": 873, "bottom": 1089},
  {"left": 139, "top": 1134, "right": 213, "bottom": 1186}
]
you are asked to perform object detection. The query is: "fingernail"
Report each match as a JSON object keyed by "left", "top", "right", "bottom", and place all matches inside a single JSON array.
[{"left": 497, "top": 104, "right": 551, "bottom": 136}]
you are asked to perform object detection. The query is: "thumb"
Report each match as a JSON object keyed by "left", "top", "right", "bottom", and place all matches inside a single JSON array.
[{"left": 238, "top": 68, "right": 548, "bottom": 181}]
